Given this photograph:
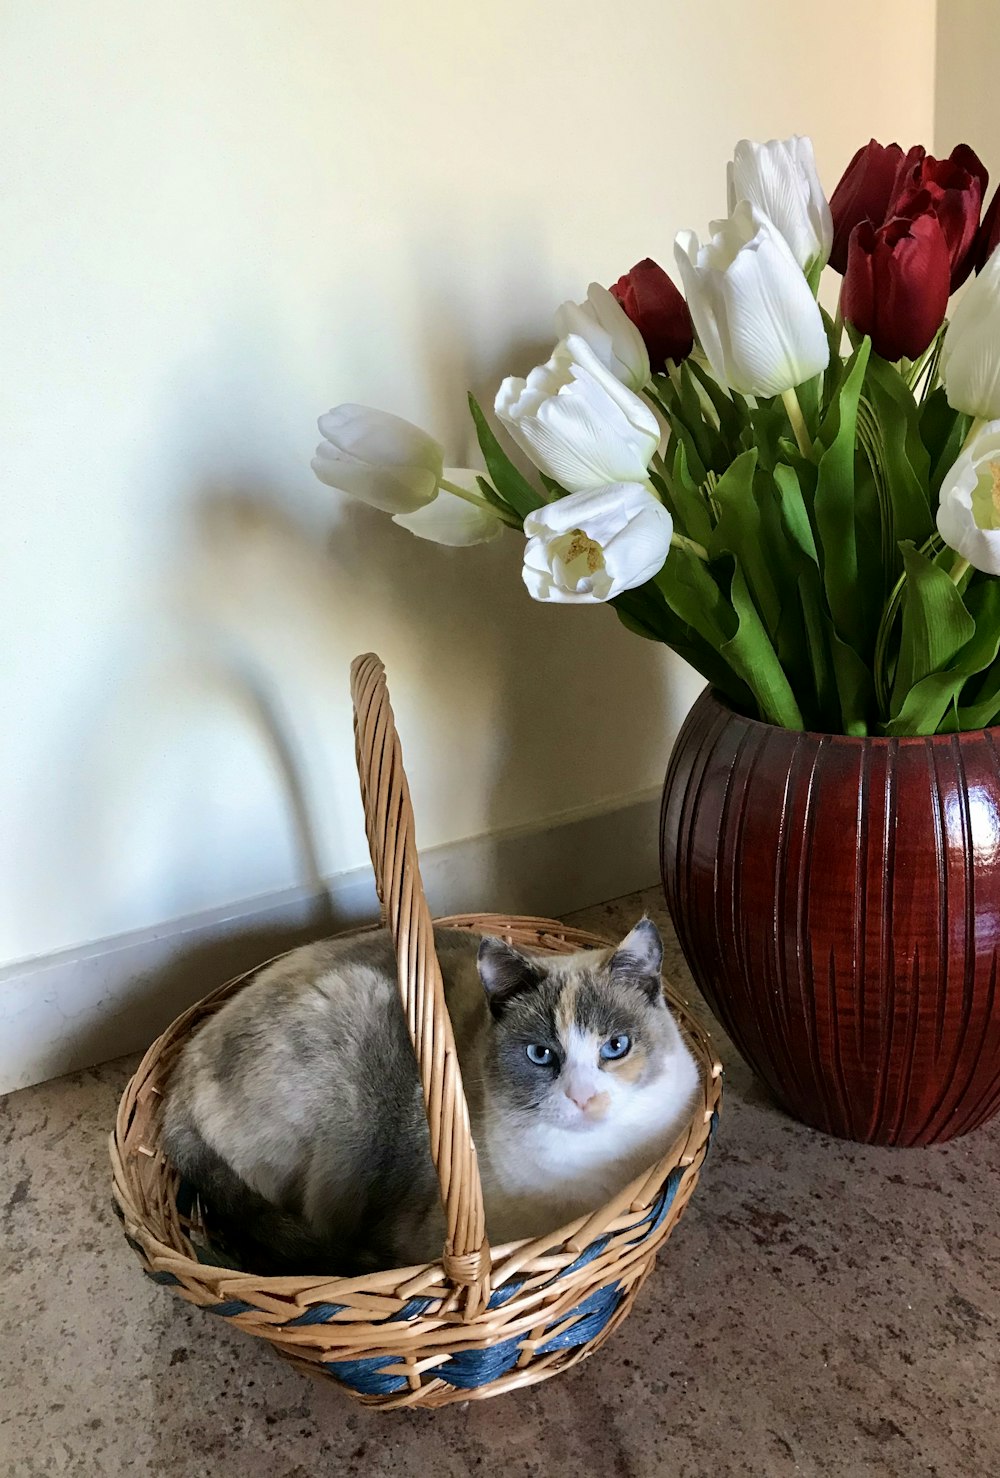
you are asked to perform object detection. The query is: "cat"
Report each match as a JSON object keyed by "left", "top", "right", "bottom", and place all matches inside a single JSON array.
[{"left": 161, "top": 916, "right": 700, "bottom": 1274}]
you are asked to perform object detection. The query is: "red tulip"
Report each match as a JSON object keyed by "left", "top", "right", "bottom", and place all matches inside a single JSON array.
[
  {"left": 841, "top": 202, "right": 951, "bottom": 362},
  {"left": 828, "top": 139, "right": 906, "bottom": 274},
  {"left": 891, "top": 144, "right": 988, "bottom": 289},
  {"left": 975, "top": 182, "right": 1000, "bottom": 273},
  {"left": 609, "top": 257, "right": 694, "bottom": 370}
]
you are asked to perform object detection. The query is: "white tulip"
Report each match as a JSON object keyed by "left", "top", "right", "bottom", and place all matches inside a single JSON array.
[
  {"left": 936, "top": 420, "right": 1000, "bottom": 575},
  {"left": 392, "top": 469, "right": 504, "bottom": 546},
  {"left": 727, "top": 135, "right": 832, "bottom": 276},
  {"left": 312, "top": 404, "right": 442, "bottom": 513},
  {"left": 495, "top": 334, "right": 660, "bottom": 493},
  {"left": 522, "top": 483, "right": 673, "bottom": 603},
  {"left": 942, "top": 250, "right": 1000, "bottom": 422},
  {"left": 554, "top": 282, "right": 650, "bottom": 390},
  {"left": 674, "top": 203, "right": 830, "bottom": 398}
]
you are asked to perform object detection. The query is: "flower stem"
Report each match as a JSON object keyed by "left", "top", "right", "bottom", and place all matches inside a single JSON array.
[
  {"left": 439, "top": 478, "right": 520, "bottom": 527},
  {"left": 780, "top": 387, "right": 813, "bottom": 458},
  {"left": 671, "top": 532, "right": 709, "bottom": 561},
  {"left": 949, "top": 555, "right": 972, "bottom": 586},
  {"left": 960, "top": 417, "right": 986, "bottom": 456}
]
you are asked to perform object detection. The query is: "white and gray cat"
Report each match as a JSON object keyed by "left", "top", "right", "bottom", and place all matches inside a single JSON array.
[{"left": 162, "top": 917, "right": 700, "bottom": 1274}]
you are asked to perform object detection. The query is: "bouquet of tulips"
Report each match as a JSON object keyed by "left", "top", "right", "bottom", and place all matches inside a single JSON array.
[{"left": 312, "top": 136, "right": 1000, "bottom": 737}]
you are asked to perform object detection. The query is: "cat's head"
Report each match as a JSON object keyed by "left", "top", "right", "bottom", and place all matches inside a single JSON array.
[{"left": 477, "top": 918, "right": 690, "bottom": 1132}]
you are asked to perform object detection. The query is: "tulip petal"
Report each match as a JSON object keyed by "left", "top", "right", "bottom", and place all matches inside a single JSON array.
[
  {"left": 944, "top": 250, "right": 1000, "bottom": 419},
  {"left": 317, "top": 404, "right": 443, "bottom": 475},
  {"left": 554, "top": 284, "right": 650, "bottom": 390},
  {"left": 392, "top": 473, "right": 503, "bottom": 546},
  {"left": 496, "top": 337, "right": 659, "bottom": 492},
  {"left": 521, "top": 483, "right": 672, "bottom": 604},
  {"left": 829, "top": 139, "right": 904, "bottom": 275},
  {"left": 601, "top": 505, "right": 675, "bottom": 594},
  {"left": 521, "top": 559, "right": 603, "bottom": 603},
  {"left": 937, "top": 421, "right": 1000, "bottom": 574},
  {"left": 727, "top": 137, "right": 832, "bottom": 274},
  {"left": 717, "top": 216, "right": 828, "bottom": 396},
  {"left": 674, "top": 230, "right": 728, "bottom": 386},
  {"left": 311, "top": 443, "right": 438, "bottom": 513},
  {"left": 610, "top": 257, "right": 694, "bottom": 369}
]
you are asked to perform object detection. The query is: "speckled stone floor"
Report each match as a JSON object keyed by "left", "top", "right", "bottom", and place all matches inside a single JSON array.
[{"left": 2, "top": 885, "right": 999, "bottom": 1478}]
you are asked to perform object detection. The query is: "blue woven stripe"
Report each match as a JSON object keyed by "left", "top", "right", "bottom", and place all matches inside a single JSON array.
[
  {"left": 324, "top": 1356, "right": 410, "bottom": 1396},
  {"left": 205, "top": 1297, "right": 256, "bottom": 1318},
  {"left": 487, "top": 1277, "right": 524, "bottom": 1310},
  {"left": 436, "top": 1331, "right": 523, "bottom": 1389},
  {"left": 560, "top": 1233, "right": 611, "bottom": 1277},
  {"left": 389, "top": 1296, "right": 436, "bottom": 1321},
  {"left": 165, "top": 1141, "right": 708, "bottom": 1396},
  {"left": 535, "top": 1282, "right": 623, "bottom": 1355},
  {"left": 284, "top": 1301, "right": 346, "bottom": 1326}
]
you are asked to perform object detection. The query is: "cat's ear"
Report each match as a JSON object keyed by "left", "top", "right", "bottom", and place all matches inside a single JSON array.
[
  {"left": 609, "top": 917, "right": 663, "bottom": 1001},
  {"left": 477, "top": 938, "right": 542, "bottom": 1015}
]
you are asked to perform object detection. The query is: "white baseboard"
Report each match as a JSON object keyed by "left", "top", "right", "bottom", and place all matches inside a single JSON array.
[{"left": 0, "top": 791, "right": 661, "bottom": 1095}]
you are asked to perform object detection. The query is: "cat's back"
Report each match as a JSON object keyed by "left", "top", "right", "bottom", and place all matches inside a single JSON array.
[{"left": 165, "top": 926, "right": 484, "bottom": 1148}]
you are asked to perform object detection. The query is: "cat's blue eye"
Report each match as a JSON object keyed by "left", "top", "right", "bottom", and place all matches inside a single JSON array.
[
  {"left": 600, "top": 1034, "right": 632, "bottom": 1061},
  {"left": 525, "top": 1044, "right": 554, "bottom": 1066}
]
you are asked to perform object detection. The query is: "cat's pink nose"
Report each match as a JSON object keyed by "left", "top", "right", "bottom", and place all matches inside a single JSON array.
[
  {"left": 567, "top": 1088, "right": 597, "bottom": 1111},
  {"left": 567, "top": 1086, "right": 608, "bottom": 1114}
]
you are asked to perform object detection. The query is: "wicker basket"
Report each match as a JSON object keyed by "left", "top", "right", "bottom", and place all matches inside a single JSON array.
[{"left": 110, "top": 653, "right": 722, "bottom": 1409}]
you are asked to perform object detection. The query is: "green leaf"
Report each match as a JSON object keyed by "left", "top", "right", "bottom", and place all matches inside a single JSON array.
[
  {"left": 685, "top": 359, "right": 749, "bottom": 446},
  {"left": 612, "top": 580, "right": 753, "bottom": 708},
  {"left": 677, "top": 364, "right": 723, "bottom": 469},
  {"left": 769, "top": 462, "right": 846, "bottom": 727},
  {"left": 651, "top": 377, "right": 708, "bottom": 483},
  {"left": 886, "top": 579, "right": 1000, "bottom": 736},
  {"left": 613, "top": 602, "right": 661, "bottom": 642},
  {"left": 773, "top": 446, "right": 875, "bottom": 732},
  {"left": 654, "top": 544, "right": 734, "bottom": 650},
  {"left": 955, "top": 657, "right": 1000, "bottom": 731},
  {"left": 707, "top": 449, "right": 782, "bottom": 639},
  {"left": 475, "top": 475, "right": 519, "bottom": 523},
  {"left": 773, "top": 462, "right": 819, "bottom": 565},
  {"left": 467, "top": 394, "right": 544, "bottom": 520},
  {"left": 720, "top": 560, "right": 804, "bottom": 730},
  {"left": 827, "top": 629, "right": 875, "bottom": 735},
  {"left": 820, "top": 307, "right": 844, "bottom": 412},
  {"left": 744, "top": 398, "right": 789, "bottom": 473},
  {"left": 658, "top": 442, "right": 715, "bottom": 548},
  {"left": 889, "top": 541, "right": 976, "bottom": 721},
  {"left": 920, "top": 387, "right": 971, "bottom": 504},
  {"left": 813, "top": 338, "right": 872, "bottom": 655},
  {"left": 654, "top": 545, "right": 802, "bottom": 729},
  {"left": 861, "top": 353, "right": 933, "bottom": 547}
]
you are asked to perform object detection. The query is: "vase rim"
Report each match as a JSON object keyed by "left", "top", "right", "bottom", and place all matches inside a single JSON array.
[{"left": 703, "top": 686, "right": 1000, "bottom": 745}]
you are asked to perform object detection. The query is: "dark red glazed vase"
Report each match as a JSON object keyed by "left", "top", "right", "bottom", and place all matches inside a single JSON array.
[{"left": 661, "top": 687, "right": 1000, "bottom": 1146}]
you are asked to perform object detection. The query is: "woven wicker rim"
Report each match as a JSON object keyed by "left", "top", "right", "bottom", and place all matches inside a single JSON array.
[{"left": 109, "top": 653, "right": 723, "bottom": 1406}]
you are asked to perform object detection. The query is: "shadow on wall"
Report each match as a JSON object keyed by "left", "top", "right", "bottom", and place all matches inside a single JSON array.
[{"left": 62, "top": 293, "right": 679, "bottom": 1066}]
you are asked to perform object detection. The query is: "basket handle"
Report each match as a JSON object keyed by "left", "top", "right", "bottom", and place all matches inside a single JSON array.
[{"left": 350, "top": 654, "right": 492, "bottom": 1316}]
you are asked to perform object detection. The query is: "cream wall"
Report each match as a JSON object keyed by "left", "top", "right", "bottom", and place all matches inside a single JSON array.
[
  {"left": 2, "top": 0, "right": 938, "bottom": 966},
  {"left": 935, "top": 0, "right": 1000, "bottom": 161}
]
